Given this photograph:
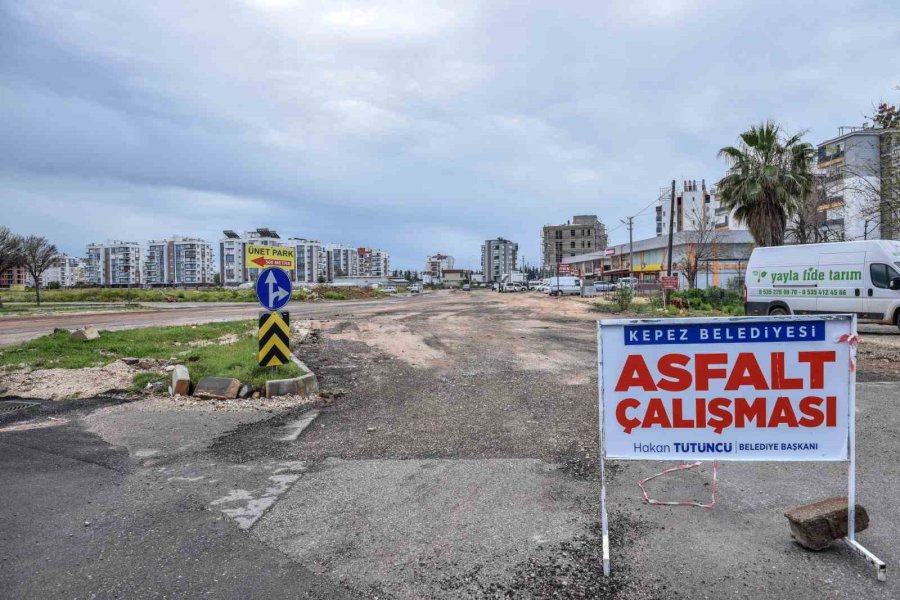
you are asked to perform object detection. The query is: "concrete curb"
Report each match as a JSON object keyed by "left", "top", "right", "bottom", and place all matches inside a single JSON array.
[{"left": 265, "top": 352, "right": 319, "bottom": 398}]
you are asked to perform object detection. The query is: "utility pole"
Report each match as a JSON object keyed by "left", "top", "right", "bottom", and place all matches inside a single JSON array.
[
  {"left": 620, "top": 217, "right": 634, "bottom": 277},
  {"left": 666, "top": 179, "right": 676, "bottom": 276}
]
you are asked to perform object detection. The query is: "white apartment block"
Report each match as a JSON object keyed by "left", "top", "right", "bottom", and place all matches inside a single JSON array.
[
  {"left": 326, "top": 245, "right": 360, "bottom": 280},
  {"left": 42, "top": 255, "right": 81, "bottom": 288},
  {"left": 220, "top": 228, "right": 287, "bottom": 286},
  {"left": 294, "top": 238, "right": 326, "bottom": 284},
  {"left": 220, "top": 230, "right": 387, "bottom": 285},
  {"left": 815, "top": 126, "right": 900, "bottom": 241},
  {"left": 481, "top": 238, "right": 518, "bottom": 283},
  {"left": 425, "top": 254, "right": 455, "bottom": 279},
  {"left": 145, "top": 237, "right": 215, "bottom": 286},
  {"left": 655, "top": 179, "right": 746, "bottom": 236},
  {"left": 86, "top": 241, "right": 142, "bottom": 287},
  {"left": 359, "top": 248, "right": 390, "bottom": 278}
]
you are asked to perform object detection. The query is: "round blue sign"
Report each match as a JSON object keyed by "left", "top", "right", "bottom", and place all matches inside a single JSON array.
[{"left": 255, "top": 267, "right": 292, "bottom": 311}]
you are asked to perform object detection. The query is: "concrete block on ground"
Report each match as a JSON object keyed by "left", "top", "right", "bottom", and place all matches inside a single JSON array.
[
  {"left": 784, "top": 497, "right": 869, "bottom": 550},
  {"left": 266, "top": 372, "right": 318, "bottom": 398},
  {"left": 192, "top": 376, "right": 241, "bottom": 400},
  {"left": 71, "top": 326, "right": 100, "bottom": 341},
  {"left": 171, "top": 365, "right": 190, "bottom": 396},
  {"left": 237, "top": 383, "right": 253, "bottom": 399}
]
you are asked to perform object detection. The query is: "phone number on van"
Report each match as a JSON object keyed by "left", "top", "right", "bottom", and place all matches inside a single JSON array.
[{"left": 758, "top": 288, "right": 848, "bottom": 297}]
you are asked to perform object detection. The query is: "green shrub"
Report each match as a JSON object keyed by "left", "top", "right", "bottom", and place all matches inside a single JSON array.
[
  {"left": 322, "top": 291, "right": 347, "bottom": 300},
  {"left": 613, "top": 283, "right": 633, "bottom": 311}
]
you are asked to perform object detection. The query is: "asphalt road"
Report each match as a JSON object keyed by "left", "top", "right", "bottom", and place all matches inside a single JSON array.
[
  {"left": 0, "top": 294, "right": 443, "bottom": 346},
  {"left": 1, "top": 291, "right": 897, "bottom": 598}
]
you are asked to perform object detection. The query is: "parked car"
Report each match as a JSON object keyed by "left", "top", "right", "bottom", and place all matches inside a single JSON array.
[
  {"left": 409, "top": 284, "right": 421, "bottom": 294},
  {"left": 745, "top": 240, "right": 900, "bottom": 328},
  {"left": 616, "top": 276, "right": 638, "bottom": 289},
  {"left": 382, "top": 286, "right": 397, "bottom": 294},
  {"left": 501, "top": 282, "right": 523, "bottom": 293},
  {"left": 462, "top": 284, "right": 471, "bottom": 291},
  {"left": 545, "top": 276, "right": 582, "bottom": 296},
  {"left": 594, "top": 281, "right": 616, "bottom": 292}
]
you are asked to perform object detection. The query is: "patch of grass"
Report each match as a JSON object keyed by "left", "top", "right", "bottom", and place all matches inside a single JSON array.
[
  {"left": 322, "top": 291, "right": 347, "bottom": 300},
  {"left": 0, "top": 320, "right": 303, "bottom": 388},
  {"left": 591, "top": 297, "right": 746, "bottom": 319},
  {"left": 132, "top": 371, "right": 167, "bottom": 392}
]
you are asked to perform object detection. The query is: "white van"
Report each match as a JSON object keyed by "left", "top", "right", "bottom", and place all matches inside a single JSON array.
[
  {"left": 745, "top": 240, "right": 900, "bottom": 328},
  {"left": 545, "top": 276, "right": 582, "bottom": 296}
]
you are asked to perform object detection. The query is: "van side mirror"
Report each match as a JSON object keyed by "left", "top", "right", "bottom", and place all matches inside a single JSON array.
[{"left": 890, "top": 277, "right": 900, "bottom": 291}]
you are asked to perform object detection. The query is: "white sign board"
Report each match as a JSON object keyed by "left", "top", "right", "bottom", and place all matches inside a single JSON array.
[
  {"left": 600, "top": 316, "right": 853, "bottom": 461},
  {"left": 596, "top": 315, "right": 885, "bottom": 580}
]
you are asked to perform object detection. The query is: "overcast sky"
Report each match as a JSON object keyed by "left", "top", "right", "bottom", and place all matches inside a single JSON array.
[{"left": 1, "top": 1, "right": 898, "bottom": 270}]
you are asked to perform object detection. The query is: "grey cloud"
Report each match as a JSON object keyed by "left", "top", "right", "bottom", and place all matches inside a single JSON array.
[{"left": 1, "top": 0, "right": 898, "bottom": 267}]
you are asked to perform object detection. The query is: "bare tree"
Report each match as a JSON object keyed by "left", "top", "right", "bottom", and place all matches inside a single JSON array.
[
  {"left": 0, "top": 226, "right": 22, "bottom": 274},
  {"left": 20, "top": 236, "right": 58, "bottom": 306},
  {"left": 0, "top": 227, "right": 23, "bottom": 307},
  {"left": 675, "top": 202, "right": 723, "bottom": 289},
  {"left": 786, "top": 174, "right": 846, "bottom": 244}
]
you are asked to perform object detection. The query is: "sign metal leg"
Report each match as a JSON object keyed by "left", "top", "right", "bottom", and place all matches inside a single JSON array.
[
  {"left": 597, "top": 322, "right": 610, "bottom": 577},
  {"left": 843, "top": 315, "right": 886, "bottom": 581}
]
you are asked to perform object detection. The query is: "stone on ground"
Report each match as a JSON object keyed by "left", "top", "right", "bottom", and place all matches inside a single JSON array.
[
  {"left": 784, "top": 496, "right": 869, "bottom": 550},
  {"left": 70, "top": 326, "right": 100, "bottom": 341},
  {"left": 192, "top": 376, "right": 241, "bottom": 400},
  {"left": 171, "top": 365, "right": 190, "bottom": 396}
]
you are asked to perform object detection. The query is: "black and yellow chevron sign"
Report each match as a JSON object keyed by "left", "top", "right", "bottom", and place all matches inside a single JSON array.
[{"left": 258, "top": 311, "right": 291, "bottom": 367}]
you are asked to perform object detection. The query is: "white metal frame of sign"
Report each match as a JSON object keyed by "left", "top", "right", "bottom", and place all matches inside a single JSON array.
[{"left": 596, "top": 314, "right": 886, "bottom": 581}]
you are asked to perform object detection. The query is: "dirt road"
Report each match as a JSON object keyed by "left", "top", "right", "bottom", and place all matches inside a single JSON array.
[
  {"left": 2, "top": 290, "right": 897, "bottom": 598},
  {"left": 0, "top": 294, "right": 445, "bottom": 346}
]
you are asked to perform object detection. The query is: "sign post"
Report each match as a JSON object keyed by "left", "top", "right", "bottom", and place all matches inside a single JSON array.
[
  {"left": 255, "top": 267, "right": 293, "bottom": 369},
  {"left": 597, "top": 315, "right": 885, "bottom": 580}
]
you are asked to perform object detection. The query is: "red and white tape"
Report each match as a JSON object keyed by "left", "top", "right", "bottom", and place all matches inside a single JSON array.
[{"left": 835, "top": 333, "right": 861, "bottom": 372}]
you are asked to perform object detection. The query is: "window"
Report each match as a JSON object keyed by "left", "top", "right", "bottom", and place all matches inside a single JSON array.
[
  {"left": 571, "top": 230, "right": 576, "bottom": 236},
  {"left": 570, "top": 241, "right": 576, "bottom": 248},
  {"left": 587, "top": 241, "right": 591, "bottom": 248},
  {"left": 870, "top": 263, "right": 900, "bottom": 289}
]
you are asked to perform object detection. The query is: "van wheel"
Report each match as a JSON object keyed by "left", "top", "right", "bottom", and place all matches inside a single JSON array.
[
  {"left": 895, "top": 310, "right": 900, "bottom": 331},
  {"left": 768, "top": 306, "right": 789, "bottom": 316}
]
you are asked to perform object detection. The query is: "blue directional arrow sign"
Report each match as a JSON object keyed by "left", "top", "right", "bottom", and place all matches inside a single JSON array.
[{"left": 255, "top": 267, "right": 292, "bottom": 311}]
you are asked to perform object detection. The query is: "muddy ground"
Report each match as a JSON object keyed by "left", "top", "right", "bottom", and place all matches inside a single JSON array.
[{"left": 2, "top": 290, "right": 898, "bottom": 599}]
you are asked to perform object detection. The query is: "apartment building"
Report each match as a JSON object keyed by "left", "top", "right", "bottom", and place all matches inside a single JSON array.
[
  {"left": 358, "top": 248, "right": 390, "bottom": 278},
  {"left": 294, "top": 239, "right": 326, "bottom": 284},
  {"left": 481, "top": 238, "right": 518, "bottom": 283},
  {"left": 0, "top": 266, "right": 28, "bottom": 289},
  {"left": 425, "top": 254, "right": 455, "bottom": 279},
  {"left": 325, "top": 245, "right": 360, "bottom": 280},
  {"left": 145, "top": 237, "right": 215, "bottom": 286},
  {"left": 220, "top": 228, "right": 288, "bottom": 286},
  {"left": 541, "top": 215, "right": 608, "bottom": 270},
  {"left": 86, "top": 241, "right": 142, "bottom": 287},
  {"left": 43, "top": 255, "right": 83, "bottom": 288},
  {"left": 815, "top": 126, "right": 900, "bottom": 241},
  {"left": 655, "top": 179, "right": 746, "bottom": 236}
]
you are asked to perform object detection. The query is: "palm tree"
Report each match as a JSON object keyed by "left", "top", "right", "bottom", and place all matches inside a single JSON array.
[{"left": 717, "top": 121, "right": 814, "bottom": 247}]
